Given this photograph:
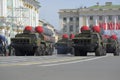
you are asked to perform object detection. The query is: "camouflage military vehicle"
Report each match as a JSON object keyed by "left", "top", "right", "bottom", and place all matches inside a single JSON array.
[
  {"left": 72, "top": 26, "right": 106, "bottom": 56},
  {"left": 55, "top": 34, "right": 74, "bottom": 54},
  {"left": 105, "top": 35, "right": 120, "bottom": 56},
  {"left": 11, "top": 26, "right": 55, "bottom": 56}
]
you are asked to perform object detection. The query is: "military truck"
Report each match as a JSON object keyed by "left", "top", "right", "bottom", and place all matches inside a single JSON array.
[
  {"left": 55, "top": 34, "right": 74, "bottom": 54},
  {"left": 105, "top": 35, "right": 120, "bottom": 56},
  {"left": 72, "top": 26, "right": 106, "bottom": 56},
  {"left": 11, "top": 26, "right": 55, "bottom": 56}
]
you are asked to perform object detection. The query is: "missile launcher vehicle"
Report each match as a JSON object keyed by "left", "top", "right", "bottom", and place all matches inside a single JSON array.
[
  {"left": 105, "top": 35, "right": 120, "bottom": 56},
  {"left": 72, "top": 26, "right": 106, "bottom": 56},
  {"left": 11, "top": 26, "right": 55, "bottom": 56},
  {"left": 55, "top": 34, "right": 74, "bottom": 55}
]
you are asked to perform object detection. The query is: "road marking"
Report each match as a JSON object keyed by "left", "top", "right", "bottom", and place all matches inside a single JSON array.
[
  {"left": 41, "top": 56, "right": 108, "bottom": 67},
  {"left": 0, "top": 57, "right": 88, "bottom": 67},
  {"left": 0, "top": 55, "right": 110, "bottom": 67}
]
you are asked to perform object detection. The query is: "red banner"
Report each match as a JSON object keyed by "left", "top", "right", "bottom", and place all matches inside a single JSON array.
[{"left": 99, "top": 22, "right": 120, "bottom": 30}]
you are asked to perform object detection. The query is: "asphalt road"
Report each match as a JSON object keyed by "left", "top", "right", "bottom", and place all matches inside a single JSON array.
[{"left": 0, "top": 54, "right": 120, "bottom": 80}]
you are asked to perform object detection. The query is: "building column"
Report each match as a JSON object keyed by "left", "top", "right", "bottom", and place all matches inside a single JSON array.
[
  {"left": 29, "top": 9, "right": 32, "bottom": 26},
  {"left": 0, "top": 0, "right": 7, "bottom": 17},
  {"left": 94, "top": 16, "right": 98, "bottom": 26},
  {"left": 59, "top": 16, "right": 63, "bottom": 32},
  {"left": 79, "top": 15, "right": 83, "bottom": 32},
  {"left": 73, "top": 17, "right": 76, "bottom": 34},
  {"left": 66, "top": 17, "right": 69, "bottom": 34},
  {"left": 86, "top": 16, "right": 89, "bottom": 26},
  {"left": 114, "top": 16, "right": 117, "bottom": 30},
  {"left": 3, "top": 0, "right": 7, "bottom": 17},
  {"left": 35, "top": 11, "right": 39, "bottom": 26},
  {"left": 104, "top": 16, "right": 108, "bottom": 30}
]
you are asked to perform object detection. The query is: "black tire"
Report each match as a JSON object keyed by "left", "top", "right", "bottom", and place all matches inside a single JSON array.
[
  {"left": 35, "top": 47, "right": 40, "bottom": 56},
  {"left": 103, "top": 48, "right": 107, "bottom": 56},
  {"left": 95, "top": 46, "right": 103, "bottom": 56},
  {"left": 44, "top": 48, "right": 49, "bottom": 55},
  {"left": 63, "top": 48, "right": 68, "bottom": 54},
  {"left": 101, "top": 46, "right": 106, "bottom": 56},
  {"left": 74, "top": 48, "right": 80, "bottom": 56},
  {"left": 39, "top": 44, "right": 46, "bottom": 56},
  {"left": 15, "top": 50, "right": 22, "bottom": 56},
  {"left": 46, "top": 48, "right": 52, "bottom": 55},
  {"left": 57, "top": 48, "right": 61, "bottom": 54},
  {"left": 114, "top": 48, "right": 120, "bottom": 56},
  {"left": 49, "top": 48, "right": 53, "bottom": 55},
  {"left": 70, "top": 47, "right": 74, "bottom": 55}
]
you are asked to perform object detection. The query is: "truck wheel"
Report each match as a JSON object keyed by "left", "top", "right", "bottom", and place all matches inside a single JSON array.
[
  {"left": 38, "top": 44, "right": 45, "bottom": 56},
  {"left": 70, "top": 47, "right": 74, "bottom": 55},
  {"left": 74, "top": 48, "right": 80, "bottom": 56},
  {"left": 35, "top": 47, "right": 42, "bottom": 56},
  {"left": 95, "top": 46, "right": 102, "bottom": 56},
  {"left": 15, "top": 50, "right": 21, "bottom": 56},
  {"left": 102, "top": 48, "right": 106, "bottom": 56},
  {"left": 46, "top": 48, "right": 52, "bottom": 55},
  {"left": 49, "top": 48, "right": 53, "bottom": 55},
  {"left": 63, "top": 47, "right": 67, "bottom": 54},
  {"left": 114, "top": 48, "right": 120, "bottom": 56},
  {"left": 45, "top": 48, "right": 49, "bottom": 55},
  {"left": 57, "top": 48, "right": 61, "bottom": 54}
]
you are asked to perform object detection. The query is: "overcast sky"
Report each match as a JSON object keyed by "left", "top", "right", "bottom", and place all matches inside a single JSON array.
[{"left": 38, "top": 0, "right": 120, "bottom": 30}]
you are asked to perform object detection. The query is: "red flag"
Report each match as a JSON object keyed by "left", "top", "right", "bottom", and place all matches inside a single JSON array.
[
  {"left": 107, "top": 22, "right": 110, "bottom": 30},
  {"left": 110, "top": 22, "right": 113, "bottom": 30},
  {"left": 118, "top": 22, "right": 120, "bottom": 30},
  {"left": 116, "top": 22, "right": 119, "bottom": 30},
  {"left": 99, "top": 22, "right": 102, "bottom": 28},
  {"left": 102, "top": 23, "right": 107, "bottom": 30}
]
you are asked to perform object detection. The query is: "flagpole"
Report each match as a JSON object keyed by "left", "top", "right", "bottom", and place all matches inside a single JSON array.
[
  {"left": 105, "top": 16, "right": 107, "bottom": 30},
  {"left": 114, "top": 16, "right": 116, "bottom": 30}
]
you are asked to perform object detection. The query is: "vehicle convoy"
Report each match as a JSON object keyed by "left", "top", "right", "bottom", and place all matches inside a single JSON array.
[
  {"left": 104, "top": 34, "right": 120, "bottom": 56},
  {"left": 11, "top": 26, "right": 55, "bottom": 56},
  {"left": 72, "top": 25, "right": 106, "bottom": 56},
  {"left": 55, "top": 34, "right": 74, "bottom": 54}
]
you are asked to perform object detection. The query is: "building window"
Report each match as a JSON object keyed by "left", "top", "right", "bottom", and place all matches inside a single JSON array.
[
  {"left": 76, "top": 25, "right": 79, "bottom": 32},
  {"left": 118, "top": 15, "right": 120, "bottom": 20},
  {"left": 76, "top": 17, "right": 79, "bottom": 21},
  {"left": 70, "top": 25, "right": 73, "bottom": 32},
  {"left": 63, "top": 17, "right": 67, "bottom": 22},
  {"left": 99, "top": 16, "right": 103, "bottom": 20},
  {"left": 89, "top": 24, "right": 93, "bottom": 29},
  {"left": 70, "top": 17, "right": 73, "bottom": 22},
  {"left": 90, "top": 16, "right": 93, "bottom": 20},
  {"left": 108, "top": 15, "right": 112, "bottom": 20},
  {"left": 63, "top": 25, "right": 67, "bottom": 32}
]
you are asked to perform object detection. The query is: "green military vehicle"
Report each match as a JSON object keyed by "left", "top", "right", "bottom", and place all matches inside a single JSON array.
[
  {"left": 72, "top": 29, "right": 106, "bottom": 56},
  {"left": 55, "top": 38, "right": 74, "bottom": 54},
  {"left": 105, "top": 35, "right": 120, "bottom": 56},
  {"left": 11, "top": 26, "right": 54, "bottom": 56}
]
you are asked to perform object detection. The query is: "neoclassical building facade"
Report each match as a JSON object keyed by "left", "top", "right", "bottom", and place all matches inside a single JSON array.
[
  {"left": 0, "top": 0, "right": 40, "bottom": 37},
  {"left": 59, "top": 2, "right": 120, "bottom": 35}
]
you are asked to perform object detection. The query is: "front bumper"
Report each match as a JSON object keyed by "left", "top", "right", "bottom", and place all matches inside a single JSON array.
[
  {"left": 11, "top": 43, "right": 37, "bottom": 50},
  {"left": 73, "top": 43, "right": 98, "bottom": 52}
]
